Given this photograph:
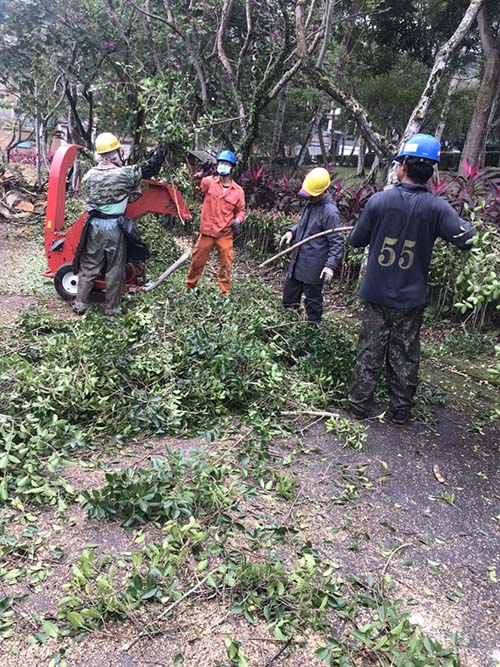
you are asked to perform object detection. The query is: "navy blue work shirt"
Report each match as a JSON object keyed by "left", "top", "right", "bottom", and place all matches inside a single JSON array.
[
  {"left": 288, "top": 194, "right": 343, "bottom": 285},
  {"left": 349, "top": 182, "right": 475, "bottom": 309}
]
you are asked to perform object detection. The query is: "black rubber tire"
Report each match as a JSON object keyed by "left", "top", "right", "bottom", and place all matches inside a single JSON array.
[{"left": 53, "top": 263, "right": 79, "bottom": 302}]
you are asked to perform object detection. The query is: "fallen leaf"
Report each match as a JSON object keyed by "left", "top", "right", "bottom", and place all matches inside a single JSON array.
[{"left": 433, "top": 464, "right": 445, "bottom": 483}]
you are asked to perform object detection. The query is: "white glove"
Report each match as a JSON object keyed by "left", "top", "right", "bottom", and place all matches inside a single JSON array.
[
  {"left": 320, "top": 266, "right": 334, "bottom": 284},
  {"left": 279, "top": 231, "right": 293, "bottom": 247}
]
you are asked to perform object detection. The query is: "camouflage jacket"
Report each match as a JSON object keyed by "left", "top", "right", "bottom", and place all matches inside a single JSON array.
[
  {"left": 82, "top": 146, "right": 166, "bottom": 207},
  {"left": 82, "top": 164, "right": 142, "bottom": 207}
]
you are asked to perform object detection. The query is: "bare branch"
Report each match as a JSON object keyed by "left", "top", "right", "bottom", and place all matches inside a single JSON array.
[
  {"left": 316, "top": 0, "right": 336, "bottom": 68},
  {"left": 295, "top": 0, "right": 391, "bottom": 159},
  {"left": 236, "top": 0, "right": 253, "bottom": 88},
  {"left": 141, "top": 0, "right": 164, "bottom": 74},
  {"left": 106, "top": 0, "right": 146, "bottom": 72},
  {"left": 217, "top": 0, "right": 246, "bottom": 132},
  {"left": 123, "top": 0, "right": 208, "bottom": 106}
]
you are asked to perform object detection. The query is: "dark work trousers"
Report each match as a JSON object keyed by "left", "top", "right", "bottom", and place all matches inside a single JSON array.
[
  {"left": 75, "top": 218, "right": 127, "bottom": 314},
  {"left": 348, "top": 301, "right": 425, "bottom": 416},
  {"left": 283, "top": 276, "right": 324, "bottom": 323}
]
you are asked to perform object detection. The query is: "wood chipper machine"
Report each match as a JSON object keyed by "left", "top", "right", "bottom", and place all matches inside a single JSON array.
[{"left": 43, "top": 143, "right": 192, "bottom": 301}]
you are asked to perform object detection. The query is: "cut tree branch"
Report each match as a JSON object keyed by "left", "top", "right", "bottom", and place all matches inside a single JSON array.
[{"left": 259, "top": 226, "right": 353, "bottom": 268}]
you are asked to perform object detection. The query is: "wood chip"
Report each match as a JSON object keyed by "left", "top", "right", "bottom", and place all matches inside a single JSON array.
[
  {"left": 14, "top": 200, "right": 34, "bottom": 212},
  {"left": 433, "top": 464, "right": 445, "bottom": 483}
]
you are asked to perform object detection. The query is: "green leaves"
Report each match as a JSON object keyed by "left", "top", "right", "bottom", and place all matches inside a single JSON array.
[
  {"left": 326, "top": 416, "right": 368, "bottom": 451},
  {"left": 429, "top": 213, "right": 500, "bottom": 325},
  {"left": 81, "top": 449, "right": 236, "bottom": 527},
  {"left": 137, "top": 75, "right": 195, "bottom": 165},
  {"left": 58, "top": 519, "right": 207, "bottom": 632},
  {"left": 224, "top": 638, "right": 249, "bottom": 667},
  {"left": 1, "top": 266, "right": 361, "bottom": 512},
  {"left": 42, "top": 620, "right": 59, "bottom": 639}
]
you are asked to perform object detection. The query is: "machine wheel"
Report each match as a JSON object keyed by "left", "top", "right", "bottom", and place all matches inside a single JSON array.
[{"left": 54, "top": 264, "right": 79, "bottom": 301}]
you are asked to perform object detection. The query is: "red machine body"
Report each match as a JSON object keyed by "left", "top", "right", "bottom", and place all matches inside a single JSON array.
[{"left": 44, "top": 143, "right": 191, "bottom": 300}]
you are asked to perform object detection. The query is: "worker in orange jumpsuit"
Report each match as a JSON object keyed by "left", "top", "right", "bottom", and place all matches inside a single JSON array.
[{"left": 186, "top": 150, "right": 245, "bottom": 293}]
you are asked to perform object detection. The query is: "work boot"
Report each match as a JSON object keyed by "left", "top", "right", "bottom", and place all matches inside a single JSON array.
[
  {"left": 348, "top": 409, "right": 368, "bottom": 421},
  {"left": 390, "top": 410, "right": 411, "bottom": 425},
  {"left": 348, "top": 402, "right": 385, "bottom": 421},
  {"left": 348, "top": 403, "right": 369, "bottom": 420}
]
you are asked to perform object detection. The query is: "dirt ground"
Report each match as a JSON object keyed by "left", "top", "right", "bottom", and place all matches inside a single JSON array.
[
  {"left": 0, "top": 223, "right": 71, "bottom": 325},
  {"left": 0, "top": 222, "right": 499, "bottom": 667}
]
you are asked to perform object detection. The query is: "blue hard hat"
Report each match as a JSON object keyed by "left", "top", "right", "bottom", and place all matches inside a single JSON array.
[
  {"left": 217, "top": 150, "right": 237, "bottom": 165},
  {"left": 394, "top": 134, "right": 441, "bottom": 163}
]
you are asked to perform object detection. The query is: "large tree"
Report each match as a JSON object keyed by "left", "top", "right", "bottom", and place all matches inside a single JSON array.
[
  {"left": 0, "top": 0, "right": 489, "bottom": 178},
  {"left": 459, "top": 2, "right": 500, "bottom": 172},
  {"left": 295, "top": 0, "right": 487, "bottom": 167}
]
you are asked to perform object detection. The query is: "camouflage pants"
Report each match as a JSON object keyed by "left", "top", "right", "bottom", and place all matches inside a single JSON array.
[{"left": 348, "top": 301, "right": 425, "bottom": 416}]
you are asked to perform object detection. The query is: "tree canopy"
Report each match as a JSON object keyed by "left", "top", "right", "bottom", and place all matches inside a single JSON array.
[{"left": 0, "top": 0, "right": 497, "bottom": 172}]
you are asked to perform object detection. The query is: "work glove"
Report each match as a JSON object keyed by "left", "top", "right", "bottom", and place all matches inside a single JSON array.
[
  {"left": 320, "top": 266, "right": 334, "bottom": 284},
  {"left": 231, "top": 219, "right": 241, "bottom": 232},
  {"left": 279, "top": 231, "right": 293, "bottom": 247}
]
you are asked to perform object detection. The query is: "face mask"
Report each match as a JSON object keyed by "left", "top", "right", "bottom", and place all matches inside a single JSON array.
[
  {"left": 105, "top": 150, "right": 123, "bottom": 167},
  {"left": 217, "top": 163, "right": 231, "bottom": 176}
]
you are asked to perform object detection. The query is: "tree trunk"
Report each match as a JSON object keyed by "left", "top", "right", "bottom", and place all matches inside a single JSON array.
[
  {"left": 385, "top": 0, "right": 486, "bottom": 187},
  {"left": 5, "top": 121, "right": 23, "bottom": 163},
  {"left": 40, "top": 123, "right": 50, "bottom": 170},
  {"left": 291, "top": 104, "right": 320, "bottom": 176},
  {"left": 131, "top": 107, "right": 146, "bottom": 163},
  {"left": 356, "top": 136, "right": 366, "bottom": 176},
  {"left": 295, "top": 0, "right": 391, "bottom": 162},
  {"left": 34, "top": 82, "right": 42, "bottom": 189},
  {"left": 317, "top": 112, "right": 329, "bottom": 166},
  {"left": 270, "top": 83, "right": 288, "bottom": 172},
  {"left": 401, "top": 0, "right": 486, "bottom": 144},
  {"left": 435, "top": 72, "right": 460, "bottom": 142},
  {"left": 217, "top": 0, "right": 247, "bottom": 135},
  {"left": 365, "top": 154, "right": 380, "bottom": 184},
  {"left": 459, "top": 6, "right": 500, "bottom": 174},
  {"left": 65, "top": 83, "right": 93, "bottom": 149},
  {"left": 236, "top": 100, "right": 262, "bottom": 174}
]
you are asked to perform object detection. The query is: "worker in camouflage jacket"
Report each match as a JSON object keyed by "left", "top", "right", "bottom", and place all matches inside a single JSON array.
[
  {"left": 280, "top": 167, "right": 343, "bottom": 323},
  {"left": 72, "top": 133, "right": 165, "bottom": 316},
  {"left": 348, "top": 134, "right": 475, "bottom": 424}
]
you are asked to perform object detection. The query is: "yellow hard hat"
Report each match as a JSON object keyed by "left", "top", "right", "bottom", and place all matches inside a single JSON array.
[
  {"left": 95, "top": 132, "right": 122, "bottom": 155},
  {"left": 299, "top": 167, "right": 331, "bottom": 197}
]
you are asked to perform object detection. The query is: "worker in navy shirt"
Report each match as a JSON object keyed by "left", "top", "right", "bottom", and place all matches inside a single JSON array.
[
  {"left": 280, "top": 167, "right": 343, "bottom": 323},
  {"left": 347, "top": 134, "right": 475, "bottom": 424}
]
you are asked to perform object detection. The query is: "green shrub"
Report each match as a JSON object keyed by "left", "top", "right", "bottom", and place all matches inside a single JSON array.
[{"left": 234, "top": 210, "right": 295, "bottom": 257}]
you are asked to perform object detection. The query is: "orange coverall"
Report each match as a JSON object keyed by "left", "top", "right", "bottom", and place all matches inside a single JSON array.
[{"left": 186, "top": 175, "right": 245, "bottom": 293}]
